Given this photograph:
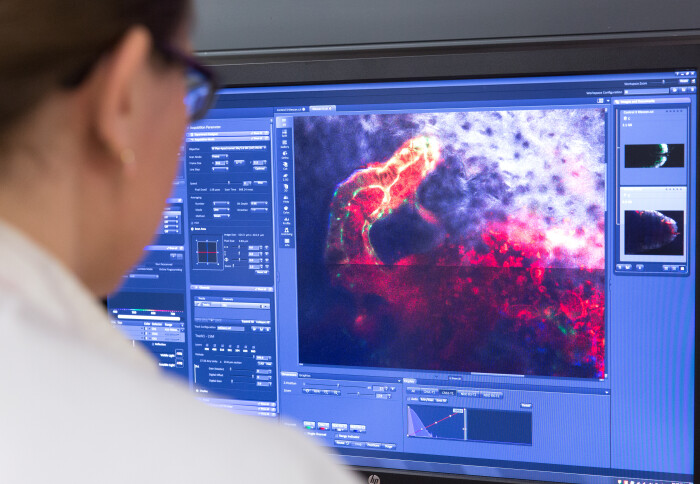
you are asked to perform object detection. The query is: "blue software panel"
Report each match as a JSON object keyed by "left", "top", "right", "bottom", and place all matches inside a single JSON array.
[
  {"left": 185, "top": 117, "right": 279, "bottom": 415},
  {"left": 609, "top": 98, "right": 696, "bottom": 473},
  {"left": 185, "top": 118, "right": 274, "bottom": 286},
  {"left": 189, "top": 291, "right": 277, "bottom": 404}
]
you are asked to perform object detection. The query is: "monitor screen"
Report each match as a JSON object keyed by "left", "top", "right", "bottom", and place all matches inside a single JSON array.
[{"left": 107, "top": 48, "right": 695, "bottom": 484}]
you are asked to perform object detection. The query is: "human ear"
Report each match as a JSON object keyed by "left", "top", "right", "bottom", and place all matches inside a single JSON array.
[{"left": 92, "top": 26, "right": 152, "bottom": 165}]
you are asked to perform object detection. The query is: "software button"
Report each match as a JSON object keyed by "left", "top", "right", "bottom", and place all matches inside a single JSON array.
[{"left": 457, "top": 389, "right": 481, "bottom": 398}]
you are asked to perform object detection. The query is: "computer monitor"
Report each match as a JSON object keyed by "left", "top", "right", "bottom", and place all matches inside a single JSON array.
[{"left": 107, "top": 39, "right": 696, "bottom": 484}]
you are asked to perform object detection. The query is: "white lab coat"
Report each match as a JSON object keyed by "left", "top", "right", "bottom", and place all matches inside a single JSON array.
[{"left": 0, "top": 221, "right": 359, "bottom": 484}]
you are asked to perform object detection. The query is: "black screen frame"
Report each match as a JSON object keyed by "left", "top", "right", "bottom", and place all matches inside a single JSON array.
[{"left": 197, "top": 36, "right": 699, "bottom": 484}]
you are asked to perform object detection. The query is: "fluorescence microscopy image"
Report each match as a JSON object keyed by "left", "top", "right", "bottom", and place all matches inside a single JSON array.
[
  {"left": 294, "top": 110, "right": 606, "bottom": 378},
  {"left": 624, "top": 209, "right": 683, "bottom": 256},
  {"left": 624, "top": 144, "right": 685, "bottom": 168}
]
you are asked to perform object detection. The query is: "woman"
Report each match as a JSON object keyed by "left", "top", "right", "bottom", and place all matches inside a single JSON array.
[{"left": 0, "top": 2, "right": 358, "bottom": 483}]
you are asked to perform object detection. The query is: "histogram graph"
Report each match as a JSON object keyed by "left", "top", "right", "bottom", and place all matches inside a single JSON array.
[{"left": 407, "top": 405, "right": 466, "bottom": 440}]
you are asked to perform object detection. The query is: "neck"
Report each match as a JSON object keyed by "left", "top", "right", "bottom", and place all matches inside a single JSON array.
[{"left": 0, "top": 91, "right": 122, "bottom": 298}]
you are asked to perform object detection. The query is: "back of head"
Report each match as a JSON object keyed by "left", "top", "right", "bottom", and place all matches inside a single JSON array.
[
  {"left": 0, "top": 0, "right": 189, "bottom": 148},
  {"left": 0, "top": 0, "right": 193, "bottom": 295}
]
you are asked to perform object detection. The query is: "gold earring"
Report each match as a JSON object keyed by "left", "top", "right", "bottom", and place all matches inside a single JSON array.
[{"left": 120, "top": 148, "right": 136, "bottom": 165}]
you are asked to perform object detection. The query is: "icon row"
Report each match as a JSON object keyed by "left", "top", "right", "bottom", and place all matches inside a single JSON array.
[
  {"left": 304, "top": 421, "right": 367, "bottom": 433},
  {"left": 671, "top": 86, "right": 696, "bottom": 93}
]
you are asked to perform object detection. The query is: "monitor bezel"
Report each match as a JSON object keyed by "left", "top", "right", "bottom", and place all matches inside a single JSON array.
[
  {"left": 200, "top": 36, "right": 700, "bottom": 89},
  {"left": 198, "top": 37, "right": 699, "bottom": 484}
]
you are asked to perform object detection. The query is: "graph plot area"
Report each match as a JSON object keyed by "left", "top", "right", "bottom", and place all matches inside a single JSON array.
[
  {"left": 192, "top": 235, "right": 224, "bottom": 270},
  {"left": 198, "top": 241, "right": 219, "bottom": 264},
  {"left": 407, "top": 405, "right": 466, "bottom": 440}
]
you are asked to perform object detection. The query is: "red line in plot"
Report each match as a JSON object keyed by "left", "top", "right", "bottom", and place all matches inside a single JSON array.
[{"left": 410, "top": 412, "right": 459, "bottom": 437}]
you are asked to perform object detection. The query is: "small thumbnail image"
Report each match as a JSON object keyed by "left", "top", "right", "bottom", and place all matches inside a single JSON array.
[
  {"left": 624, "top": 144, "right": 684, "bottom": 168},
  {"left": 624, "top": 210, "right": 684, "bottom": 256}
]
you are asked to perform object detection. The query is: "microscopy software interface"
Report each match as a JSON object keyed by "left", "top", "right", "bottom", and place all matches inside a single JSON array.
[{"left": 108, "top": 70, "right": 695, "bottom": 484}]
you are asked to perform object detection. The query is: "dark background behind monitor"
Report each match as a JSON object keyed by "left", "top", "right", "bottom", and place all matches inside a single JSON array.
[
  {"left": 193, "top": 0, "right": 700, "bottom": 55},
  {"left": 191, "top": 0, "right": 700, "bottom": 89},
  {"left": 191, "top": 5, "right": 698, "bottom": 483}
]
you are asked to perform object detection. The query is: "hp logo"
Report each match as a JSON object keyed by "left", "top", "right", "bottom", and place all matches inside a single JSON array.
[{"left": 368, "top": 475, "right": 381, "bottom": 484}]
